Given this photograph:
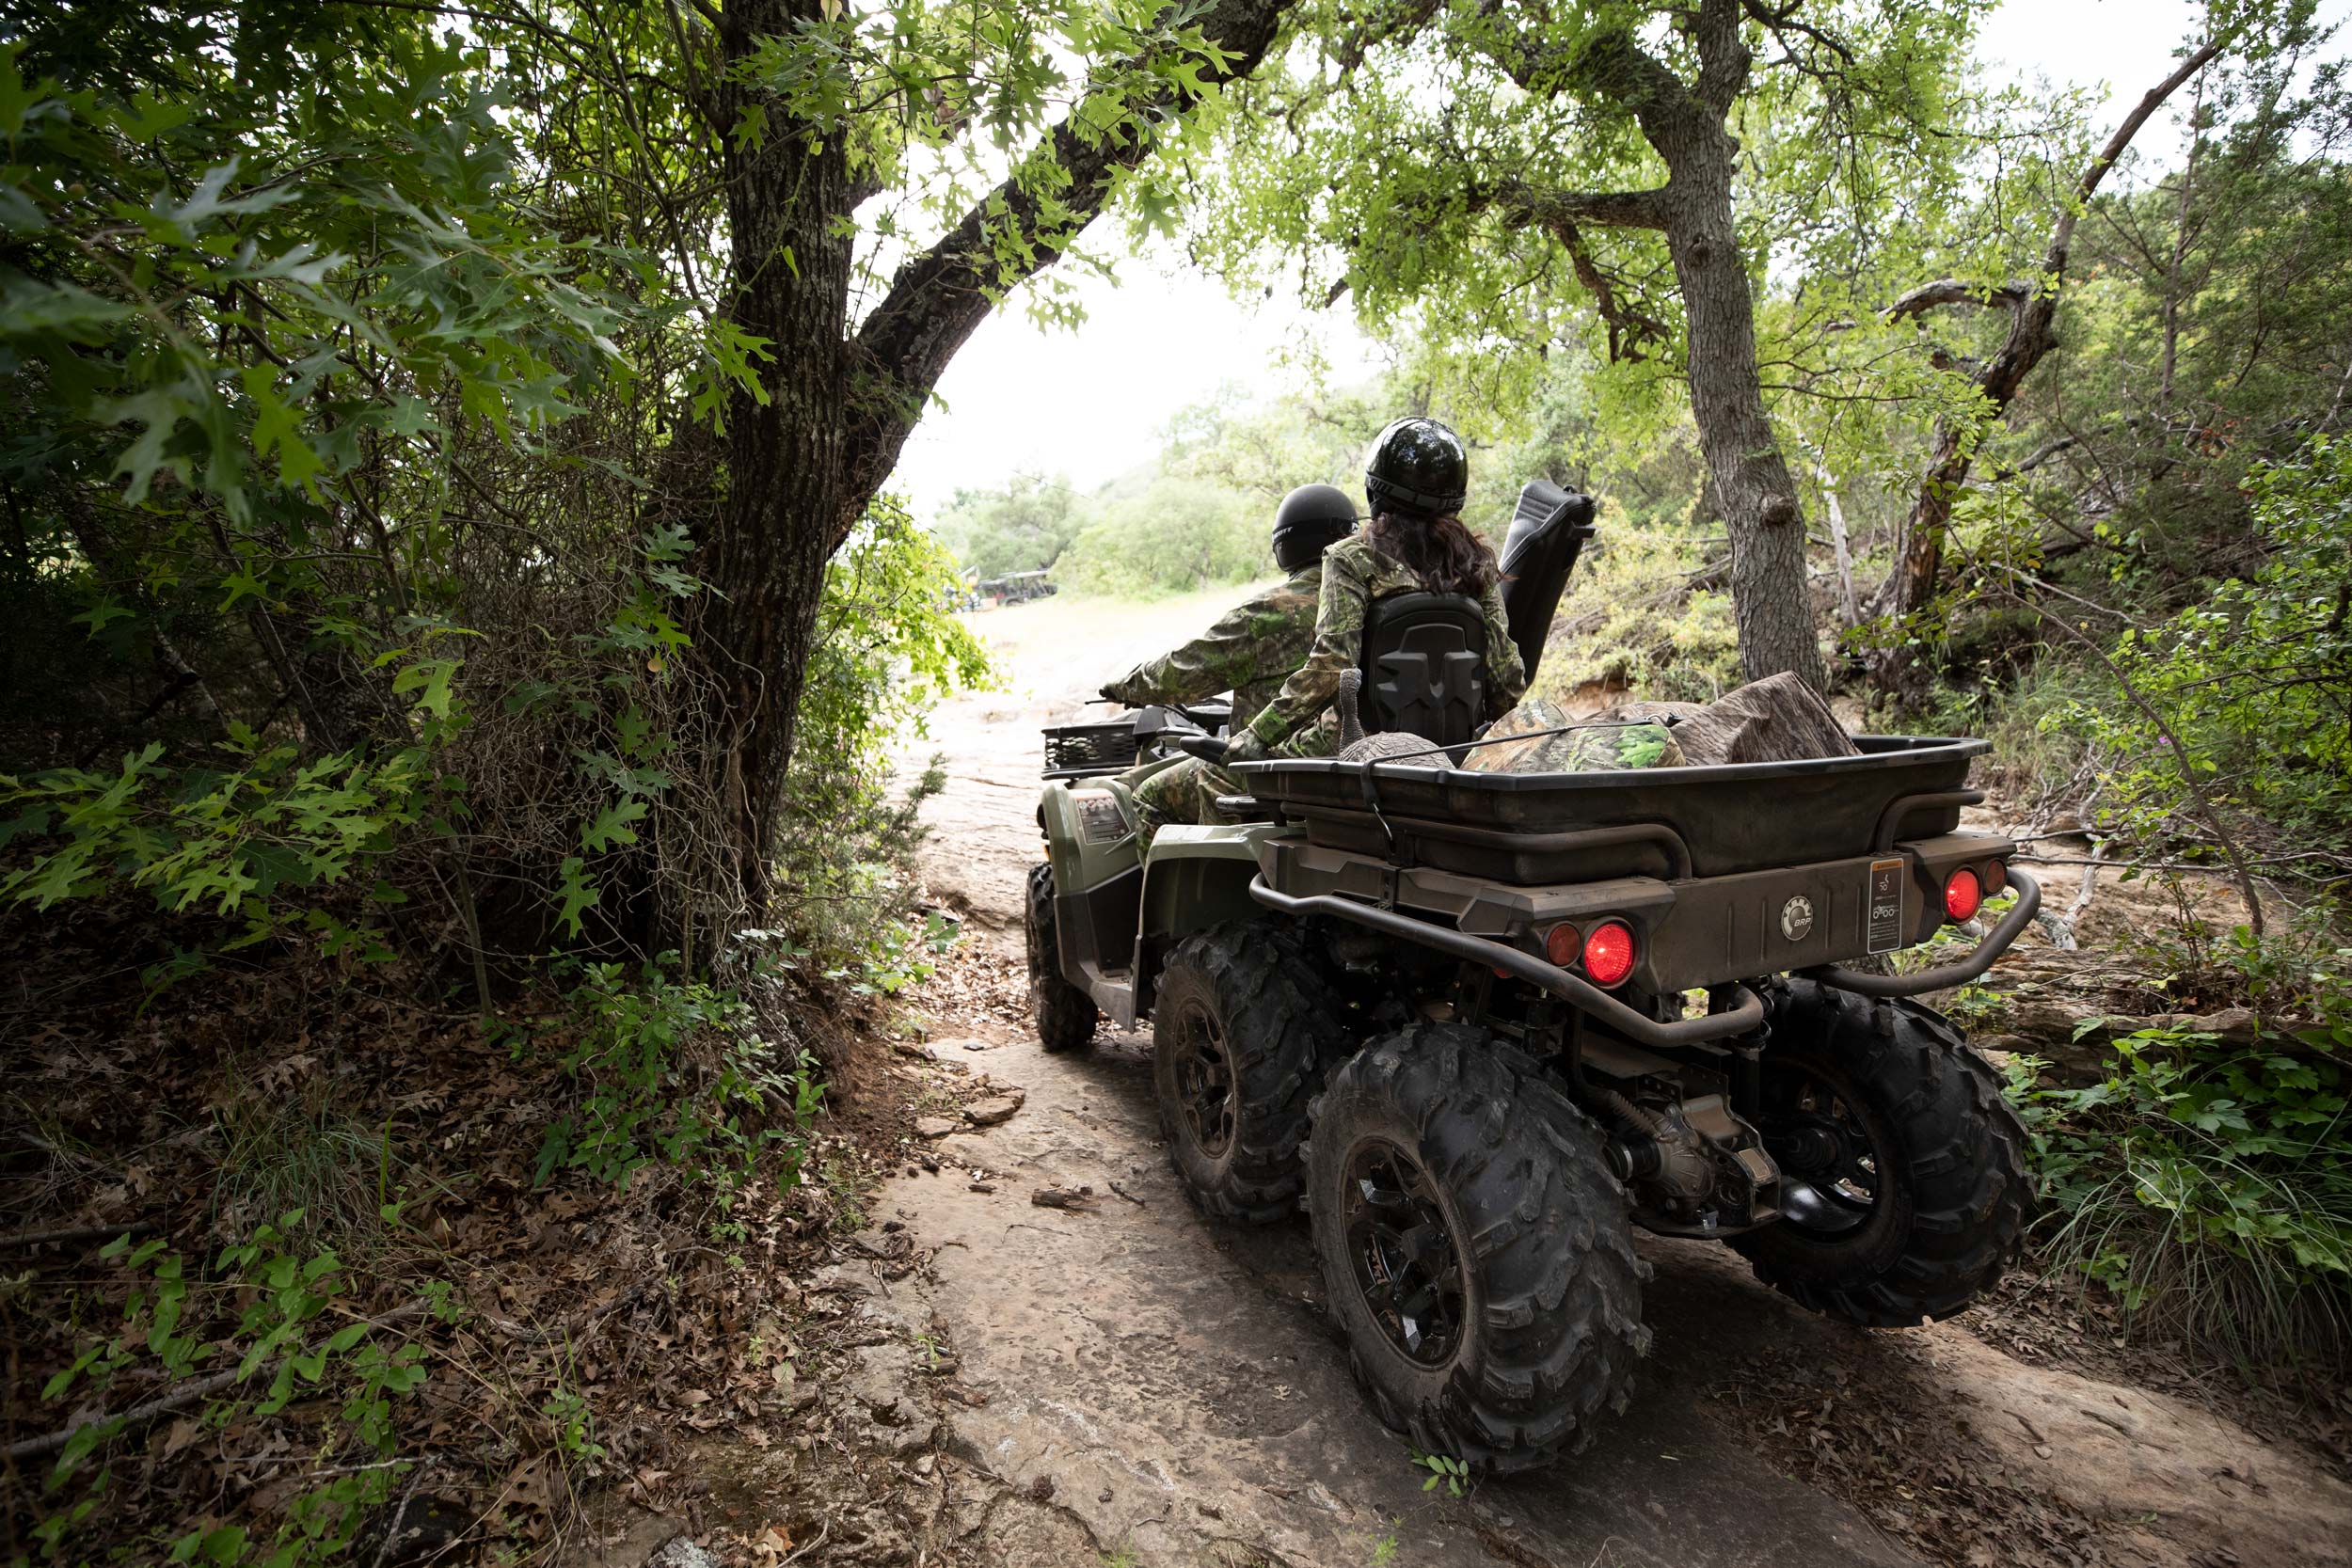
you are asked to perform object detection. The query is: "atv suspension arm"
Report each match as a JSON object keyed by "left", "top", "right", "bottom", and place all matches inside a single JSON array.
[{"left": 1247, "top": 879, "right": 1765, "bottom": 1050}]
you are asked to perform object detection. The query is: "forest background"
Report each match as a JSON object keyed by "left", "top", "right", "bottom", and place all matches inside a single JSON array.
[{"left": 4, "top": 0, "right": 2352, "bottom": 1563}]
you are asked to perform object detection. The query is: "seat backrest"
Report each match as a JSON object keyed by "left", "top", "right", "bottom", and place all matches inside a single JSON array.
[{"left": 1359, "top": 591, "right": 1488, "bottom": 746}]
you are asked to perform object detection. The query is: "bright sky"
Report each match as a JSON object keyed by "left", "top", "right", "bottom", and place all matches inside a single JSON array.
[{"left": 886, "top": 0, "right": 2350, "bottom": 520}]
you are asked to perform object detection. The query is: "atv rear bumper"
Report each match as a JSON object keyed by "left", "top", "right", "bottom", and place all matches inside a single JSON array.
[{"left": 1248, "top": 849, "right": 2041, "bottom": 1048}]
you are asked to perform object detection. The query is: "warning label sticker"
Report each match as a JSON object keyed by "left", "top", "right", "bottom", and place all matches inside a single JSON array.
[
  {"left": 1867, "top": 859, "right": 1906, "bottom": 954},
  {"left": 1076, "top": 794, "right": 1128, "bottom": 845}
]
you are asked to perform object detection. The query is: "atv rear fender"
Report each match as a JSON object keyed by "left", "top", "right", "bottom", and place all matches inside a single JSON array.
[{"left": 1036, "top": 783, "right": 1273, "bottom": 1026}]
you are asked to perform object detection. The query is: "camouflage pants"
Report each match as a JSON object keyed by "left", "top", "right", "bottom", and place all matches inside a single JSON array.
[{"left": 1128, "top": 756, "right": 1244, "bottom": 850}]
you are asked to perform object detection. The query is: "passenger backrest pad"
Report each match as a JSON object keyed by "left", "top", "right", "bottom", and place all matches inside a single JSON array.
[{"left": 1360, "top": 591, "right": 1488, "bottom": 746}]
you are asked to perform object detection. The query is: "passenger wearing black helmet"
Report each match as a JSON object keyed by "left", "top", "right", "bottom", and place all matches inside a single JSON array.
[
  {"left": 1097, "top": 483, "right": 1356, "bottom": 722},
  {"left": 1101, "top": 483, "right": 1356, "bottom": 846},
  {"left": 1226, "top": 416, "right": 1526, "bottom": 763}
]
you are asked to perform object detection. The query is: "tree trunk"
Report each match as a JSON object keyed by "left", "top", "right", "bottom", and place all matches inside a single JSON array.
[
  {"left": 1659, "top": 121, "right": 1827, "bottom": 692},
  {"left": 669, "top": 0, "right": 863, "bottom": 961},
  {"left": 668, "top": 0, "right": 1298, "bottom": 961}
]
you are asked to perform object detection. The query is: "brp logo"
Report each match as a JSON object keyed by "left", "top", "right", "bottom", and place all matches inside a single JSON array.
[{"left": 1781, "top": 895, "right": 1815, "bottom": 942}]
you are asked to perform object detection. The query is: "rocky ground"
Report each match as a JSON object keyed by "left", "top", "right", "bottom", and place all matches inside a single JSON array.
[{"left": 614, "top": 589, "right": 2352, "bottom": 1568}]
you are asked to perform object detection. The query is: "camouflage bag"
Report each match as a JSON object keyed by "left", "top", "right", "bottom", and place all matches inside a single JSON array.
[{"left": 1463, "top": 699, "right": 1686, "bottom": 774}]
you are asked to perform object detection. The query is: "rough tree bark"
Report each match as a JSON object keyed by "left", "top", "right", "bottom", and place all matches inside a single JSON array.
[
  {"left": 684, "top": 0, "right": 1297, "bottom": 953},
  {"left": 1480, "top": 0, "right": 1827, "bottom": 692},
  {"left": 1876, "top": 32, "right": 2233, "bottom": 672}
]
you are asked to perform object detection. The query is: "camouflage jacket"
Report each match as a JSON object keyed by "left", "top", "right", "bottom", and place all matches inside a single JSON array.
[
  {"left": 1099, "top": 564, "right": 1322, "bottom": 727},
  {"left": 1237, "top": 534, "right": 1527, "bottom": 755}
]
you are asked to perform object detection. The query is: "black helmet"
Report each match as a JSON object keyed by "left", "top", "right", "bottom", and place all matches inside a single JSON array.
[
  {"left": 1271, "top": 483, "right": 1357, "bottom": 571},
  {"left": 1364, "top": 416, "right": 1469, "bottom": 516}
]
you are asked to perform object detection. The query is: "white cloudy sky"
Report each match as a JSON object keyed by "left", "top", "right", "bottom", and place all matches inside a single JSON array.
[{"left": 886, "top": 0, "right": 2350, "bottom": 518}]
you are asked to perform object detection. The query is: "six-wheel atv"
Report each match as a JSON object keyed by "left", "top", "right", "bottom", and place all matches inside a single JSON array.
[{"left": 1025, "top": 482, "right": 2036, "bottom": 1472}]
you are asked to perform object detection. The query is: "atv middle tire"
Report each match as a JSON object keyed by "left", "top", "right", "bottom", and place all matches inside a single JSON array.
[
  {"left": 1025, "top": 862, "right": 1098, "bottom": 1054},
  {"left": 1152, "top": 919, "right": 1347, "bottom": 1224},
  {"left": 1731, "top": 978, "right": 2028, "bottom": 1325},
  {"left": 1306, "top": 1023, "right": 1646, "bottom": 1473}
]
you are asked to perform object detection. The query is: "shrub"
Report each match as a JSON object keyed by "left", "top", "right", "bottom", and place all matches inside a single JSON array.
[
  {"left": 2005, "top": 925, "right": 2352, "bottom": 1374},
  {"left": 2062, "top": 436, "right": 2352, "bottom": 867},
  {"left": 525, "top": 958, "right": 822, "bottom": 1195},
  {"left": 27, "top": 1218, "right": 437, "bottom": 1568}
]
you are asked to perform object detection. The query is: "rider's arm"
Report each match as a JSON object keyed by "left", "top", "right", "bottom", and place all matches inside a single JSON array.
[
  {"left": 1478, "top": 578, "right": 1530, "bottom": 721},
  {"left": 1100, "top": 594, "right": 1269, "bottom": 709},
  {"left": 1231, "top": 550, "right": 1368, "bottom": 759}
]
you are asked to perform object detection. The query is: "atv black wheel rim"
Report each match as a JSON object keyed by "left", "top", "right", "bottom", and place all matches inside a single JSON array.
[
  {"left": 1169, "top": 1003, "right": 1236, "bottom": 1159},
  {"left": 1758, "top": 1064, "right": 1883, "bottom": 1238},
  {"left": 1341, "top": 1137, "right": 1468, "bottom": 1368}
]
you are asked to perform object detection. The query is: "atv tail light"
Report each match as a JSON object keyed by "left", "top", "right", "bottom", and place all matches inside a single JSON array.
[
  {"left": 1983, "top": 857, "right": 2008, "bottom": 895},
  {"left": 1581, "top": 921, "right": 1637, "bottom": 988},
  {"left": 1543, "top": 923, "right": 1581, "bottom": 968},
  {"left": 1945, "top": 867, "right": 1983, "bottom": 924}
]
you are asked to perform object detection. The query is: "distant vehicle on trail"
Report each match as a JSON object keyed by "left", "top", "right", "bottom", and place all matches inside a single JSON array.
[{"left": 977, "top": 569, "right": 1057, "bottom": 608}]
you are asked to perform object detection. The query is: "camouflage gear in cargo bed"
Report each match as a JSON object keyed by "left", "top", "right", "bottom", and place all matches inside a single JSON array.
[
  {"left": 1099, "top": 563, "right": 1324, "bottom": 727},
  {"left": 1236, "top": 535, "right": 1525, "bottom": 757},
  {"left": 1464, "top": 699, "right": 1686, "bottom": 773}
]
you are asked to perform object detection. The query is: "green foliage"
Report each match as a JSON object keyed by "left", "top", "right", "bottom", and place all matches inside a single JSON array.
[
  {"left": 0, "top": 732, "right": 427, "bottom": 954},
  {"left": 0, "top": 7, "right": 728, "bottom": 967},
  {"left": 1530, "top": 512, "right": 1743, "bottom": 703},
  {"left": 773, "top": 497, "right": 989, "bottom": 974},
  {"left": 32, "top": 1217, "right": 435, "bottom": 1568},
  {"left": 528, "top": 958, "right": 823, "bottom": 1195},
  {"left": 1059, "top": 475, "right": 1272, "bottom": 596},
  {"left": 2006, "top": 925, "right": 2352, "bottom": 1371},
  {"left": 935, "top": 472, "right": 1085, "bottom": 578},
  {"left": 2060, "top": 438, "right": 2352, "bottom": 864},
  {"left": 1411, "top": 1449, "right": 1470, "bottom": 1497}
]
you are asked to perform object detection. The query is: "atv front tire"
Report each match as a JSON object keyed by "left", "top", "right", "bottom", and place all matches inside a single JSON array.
[
  {"left": 1152, "top": 919, "right": 1346, "bottom": 1224},
  {"left": 1306, "top": 1024, "right": 1646, "bottom": 1473},
  {"left": 1731, "top": 978, "right": 2028, "bottom": 1325},
  {"left": 1025, "top": 862, "right": 1098, "bottom": 1054}
]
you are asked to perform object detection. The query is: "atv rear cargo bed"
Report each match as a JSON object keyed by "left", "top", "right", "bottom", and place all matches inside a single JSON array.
[{"left": 1233, "top": 734, "right": 1987, "bottom": 883}]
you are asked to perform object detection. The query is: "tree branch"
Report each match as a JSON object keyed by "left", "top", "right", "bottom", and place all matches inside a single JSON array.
[
  {"left": 1549, "top": 217, "right": 1671, "bottom": 361},
  {"left": 1883, "top": 277, "right": 2033, "bottom": 320},
  {"left": 1692, "top": 0, "right": 1754, "bottom": 117},
  {"left": 838, "top": 0, "right": 1296, "bottom": 541},
  {"left": 1488, "top": 178, "right": 1671, "bottom": 232},
  {"left": 2052, "top": 28, "right": 2239, "bottom": 267}
]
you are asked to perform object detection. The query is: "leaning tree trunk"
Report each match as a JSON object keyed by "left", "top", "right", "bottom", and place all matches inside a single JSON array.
[
  {"left": 665, "top": 0, "right": 1299, "bottom": 963},
  {"left": 1661, "top": 125, "right": 1827, "bottom": 694},
  {"left": 1876, "top": 33, "right": 2233, "bottom": 679}
]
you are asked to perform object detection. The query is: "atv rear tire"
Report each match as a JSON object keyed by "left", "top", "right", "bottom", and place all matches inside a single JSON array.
[
  {"left": 1025, "top": 862, "right": 1098, "bottom": 1054},
  {"left": 1306, "top": 1023, "right": 1646, "bottom": 1473},
  {"left": 1152, "top": 919, "right": 1346, "bottom": 1224},
  {"left": 1731, "top": 979, "right": 2028, "bottom": 1325}
]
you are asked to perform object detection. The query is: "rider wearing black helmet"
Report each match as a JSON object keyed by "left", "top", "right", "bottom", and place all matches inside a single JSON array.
[
  {"left": 1102, "top": 483, "right": 1356, "bottom": 846},
  {"left": 1099, "top": 483, "right": 1355, "bottom": 723},
  {"left": 1226, "top": 416, "right": 1526, "bottom": 763}
]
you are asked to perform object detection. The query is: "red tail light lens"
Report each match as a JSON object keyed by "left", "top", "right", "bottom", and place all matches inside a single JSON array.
[
  {"left": 1945, "top": 868, "right": 1983, "bottom": 923},
  {"left": 1581, "top": 921, "right": 1637, "bottom": 988},
  {"left": 1983, "top": 858, "right": 2008, "bottom": 895},
  {"left": 1543, "top": 923, "right": 1581, "bottom": 967}
]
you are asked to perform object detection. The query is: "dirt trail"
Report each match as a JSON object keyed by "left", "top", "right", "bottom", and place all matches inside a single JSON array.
[{"left": 846, "top": 591, "right": 2352, "bottom": 1568}]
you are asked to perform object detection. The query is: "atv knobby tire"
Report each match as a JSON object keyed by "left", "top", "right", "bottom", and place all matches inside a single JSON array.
[
  {"left": 1152, "top": 919, "right": 1347, "bottom": 1224},
  {"left": 1306, "top": 1023, "right": 1646, "bottom": 1473},
  {"left": 1732, "top": 978, "right": 2028, "bottom": 1325},
  {"left": 1025, "top": 863, "right": 1098, "bottom": 1054}
]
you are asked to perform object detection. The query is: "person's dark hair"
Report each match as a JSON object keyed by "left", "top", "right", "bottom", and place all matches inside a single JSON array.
[{"left": 1368, "top": 507, "right": 1499, "bottom": 597}]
